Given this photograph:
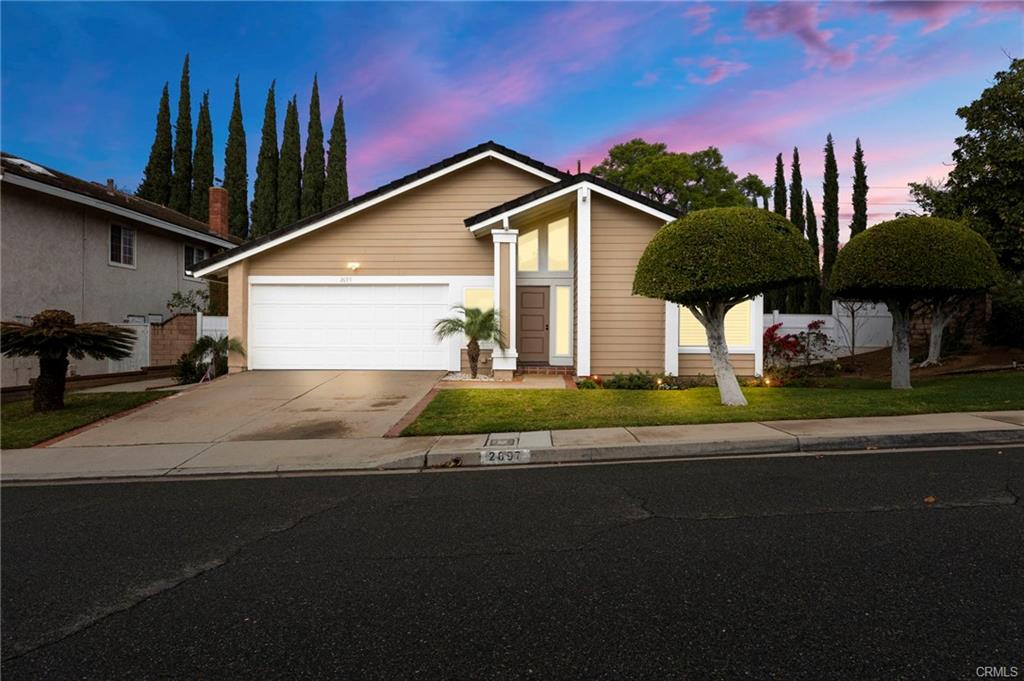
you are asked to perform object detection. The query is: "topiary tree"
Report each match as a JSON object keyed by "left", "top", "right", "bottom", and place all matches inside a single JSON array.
[
  {"left": 830, "top": 216, "right": 999, "bottom": 389},
  {"left": 633, "top": 207, "right": 818, "bottom": 406},
  {"left": 1, "top": 310, "right": 136, "bottom": 412}
]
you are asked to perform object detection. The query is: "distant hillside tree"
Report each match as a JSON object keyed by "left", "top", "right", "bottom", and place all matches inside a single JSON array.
[
  {"left": 223, "top": 77, "right": 249, "bottom": 238},
  {"left": 137, "top": 83, "right": 173, "bottom": 205},
  {"left": 277, "top": 96, "right": 302, "bottom": 226},
  {"left": 324, "top": 95, "right": 350, "bottom": 208},
  {"left": 850, "top": 138, "right": 868, "bottom": 238},
  {"left": 301, "top": 75, "right": 326, "bottom": 218},
  {"left": 738, "top": 173, "right": 770, "bottom": 209},
  {"left": 251, "top": 82, "right": 279, "bottom": 237},
  {"left": 821, "top": 133, "right": 840, "bottom": 312},
  {"left": 169, "top": 54, "right": 193, "bottom": 215},
  {"left": 190, "top": 91, "right": 214, "bottom": 222}
]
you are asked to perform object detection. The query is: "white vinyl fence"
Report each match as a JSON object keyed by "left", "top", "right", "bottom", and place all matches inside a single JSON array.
[
  {"left": 197, "top": 313, "right": 228, "bottom": 341},
  {"left": 764, "top": 302, "right": 892, "bottom": 358},
  {"left": 108, "top": 323, "right": 151, "bottom": 373}
]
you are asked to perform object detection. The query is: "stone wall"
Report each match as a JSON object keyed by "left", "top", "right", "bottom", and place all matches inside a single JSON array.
[{"left": 150, "top": 314, "right": 197, "bottom": 367}]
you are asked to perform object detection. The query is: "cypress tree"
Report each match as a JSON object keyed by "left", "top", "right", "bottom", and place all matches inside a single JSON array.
[
  {"left": 805, "top": 191, "right": 823, "bottom": 313},
  {"left": 169, "top": 54, "right": 193, "bottom": 215},
  {"left": 252, "top": 82, "right": 279, "bottom": 237},
  {"left": 772, "top": 153, "right": 787, "bottom": 216},
  {"left": 786, "top": 148, "right": 807, "bottom": 312},
  {"left": 190, "top": 91, "right": 214, "bottom": 222},
  {"left": 137, "top": 83, "right": 173, "bottom": 205},
  {"left": 324, "top": 95, "right": 349, "bottom": 208},
  {"left": 301, "top": 75, "right": 326, "bottom": 218},
  {"left": 821, "top": 133, "right": 840, "bottom": 311},
  {"left": 223, "top": 76, "right": 249, "bottom": 238},
  {"left": 850, "top": 138, "right": 868, "bottom": 238},
  {"left": 277, "top": 96, "right": 302, "bottom": 226}
]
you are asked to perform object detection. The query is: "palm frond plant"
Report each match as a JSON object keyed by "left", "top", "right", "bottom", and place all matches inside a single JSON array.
[
  {"left": 433, "top": 306, "right": 506, "bottom": 378},
  {"left": 1, "top": 310, "right": 136, "bottom": 412},
  {"left": 188, "top": 335, "right": 246, "bottom": 380}
]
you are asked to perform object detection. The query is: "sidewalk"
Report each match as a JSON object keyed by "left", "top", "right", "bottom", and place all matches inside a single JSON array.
[{"left": 2, "top": 411, "right": 1022, "bottom": 482}]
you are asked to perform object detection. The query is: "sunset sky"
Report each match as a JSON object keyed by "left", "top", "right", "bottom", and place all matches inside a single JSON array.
[{"left": 2, "top": 1, "right": 1021, "bottom": 239}]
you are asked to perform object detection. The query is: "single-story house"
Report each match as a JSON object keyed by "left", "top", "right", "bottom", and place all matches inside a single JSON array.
[
  {"left": 192, "top": 141, "right": 763, "bottom": 379},
  {"left": 1, "top": 153, "right": 238, "bottom": 386}
]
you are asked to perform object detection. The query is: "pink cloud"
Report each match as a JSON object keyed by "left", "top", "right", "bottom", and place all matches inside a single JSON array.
[
  {"left": 744, "top": 3, "right": 855, "bottom": 68},
  {"left": 688, "top": 57, "right": 750, "bottom": 85},
  {"left": 867, "top": 33, "right": 897, "bottom": 55},
  {"left": 868, "top": 1, "right": 1022, "bottom": 34},
  {"left": 634, "top": 71, "right": 660, "bottom": 87},
  {"left": 683, "top": 4, "right": 714, "bottom": 35}
]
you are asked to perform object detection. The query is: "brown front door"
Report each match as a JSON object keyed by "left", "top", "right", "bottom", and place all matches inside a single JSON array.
[{"left": 517, "top": 286, "right": 549, "bottom": 363}]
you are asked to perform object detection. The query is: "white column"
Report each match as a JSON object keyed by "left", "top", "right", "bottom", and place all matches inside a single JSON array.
[
  {"left": 492, "top": 225, "right": 518, "bottom": 372},
  {"left": 664, "top": 302, "right": 679, "bottom": 376},
  {"left": 576, "top": 186, "right": 592, "bottom": 376},
  {"left": 753, "top": 294, "right": 764, "bottom": 377}
]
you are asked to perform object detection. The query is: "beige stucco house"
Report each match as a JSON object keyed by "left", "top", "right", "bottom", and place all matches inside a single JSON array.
[{"left": 192, "top": 142, "right": 763, "bottom": 379}]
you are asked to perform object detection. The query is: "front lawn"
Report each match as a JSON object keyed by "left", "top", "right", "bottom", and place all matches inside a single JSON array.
[
  {"left": 403, "top": 372, "right": 1024, "bottom": 436},
  {"left": 1, "top": 391, "right": 168, "bottom": 449}
]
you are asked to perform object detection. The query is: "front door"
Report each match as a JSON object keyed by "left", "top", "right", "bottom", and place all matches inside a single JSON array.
[{"left": 517, "top": 286, "right": 549, "bottom": 363}]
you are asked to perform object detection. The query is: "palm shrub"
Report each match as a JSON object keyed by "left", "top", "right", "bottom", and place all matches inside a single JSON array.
[
  {"left": 1, "top": 310, "right": 135, "bottom": 412},
  {"left": 182, "top": 335, "right": 246, "bottom": 382},
  {"left": 433, "top": 306, "right": 506, "bottom": 378}
]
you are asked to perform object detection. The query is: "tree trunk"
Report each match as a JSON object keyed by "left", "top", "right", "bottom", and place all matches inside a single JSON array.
[
  {"left": 696, "top": 303, "right": 747, "bottom": 407},
  {"left": 919, "top": 301, "right": 950, "bottom": 368},
  {"left": 467, "top": 339, "right": 480, "bottom": 379},
  {"left": 34, "top": 355, "right": 69, "bottom": 412},
  {"left": 888, "top": 301, "right": 912, "bottom": 390}
]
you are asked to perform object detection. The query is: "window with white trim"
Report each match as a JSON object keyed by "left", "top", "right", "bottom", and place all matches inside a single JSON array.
[
  {"left": 109, "top": 225, "right": 136, "bottom": 267},
  {"left": 184, "top": 244, "right": 208, "bottom": 277},
  {"left": 679, "top": 300, "right": 753, "bottom": 348},
  {"left": 517, "top": 216, "right": 572, "bottom": 275},
  {"left": 463, "top": 287, "right": 493, "bottom": 312}
]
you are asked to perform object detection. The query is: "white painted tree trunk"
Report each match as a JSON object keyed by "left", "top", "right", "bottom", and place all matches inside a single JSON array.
[
  {"left": 889, "top": 301, "right": 913, "bottom": 390},
  {"left": 695, "top": 303, "right": 747, "bottom": 407},
  {"left": 919, "top": 301, "right": 950, "bottom": 368}
]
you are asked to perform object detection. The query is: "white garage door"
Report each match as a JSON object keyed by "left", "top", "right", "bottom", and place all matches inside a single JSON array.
[{"left": 248, "top": 284, "right": 451, "bottom": 370}]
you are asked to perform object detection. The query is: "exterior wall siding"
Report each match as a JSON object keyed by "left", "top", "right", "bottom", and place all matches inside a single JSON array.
[
  {"left": 678, "top": 353, "right": 757, "bottom": 377},
  {"left": 245, "top": 160, "right": 550, "bottom": 277},
  {"left": 1, "top": 185, "right": 210, "bottom": 386},
  {"left": 589, "top": 194, "right": 667, "bottom": 375}
]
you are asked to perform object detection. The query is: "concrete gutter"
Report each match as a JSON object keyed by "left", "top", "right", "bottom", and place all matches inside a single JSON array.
[{"left": 2, "top": 411, "right": 1022, "bottom": 484}]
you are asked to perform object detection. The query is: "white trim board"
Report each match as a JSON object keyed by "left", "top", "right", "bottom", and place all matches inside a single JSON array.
[
  {"left": 194, "top": 150, "right": 561, "bottom": 277},
  {"left": 3, "top": 172, "right": 235, "bottom": 249}
]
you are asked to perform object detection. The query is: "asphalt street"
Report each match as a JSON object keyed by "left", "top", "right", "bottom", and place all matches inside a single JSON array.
[{"left": 2, "top": 446, "right": 1022, "bottom": 680}]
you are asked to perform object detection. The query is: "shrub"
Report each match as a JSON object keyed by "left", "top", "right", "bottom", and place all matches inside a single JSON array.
[
  {"left": 987, "top": 280, "right": 1024, "bottom": 348},
  {"left": 575, "top": 378, "right": 600, "bottom": 390},
  {"left": 174, "top": 352, "right": 207, "bottom": 384},
  {"left": 603, "top": 371, "right": 659, "bottom": 390}
]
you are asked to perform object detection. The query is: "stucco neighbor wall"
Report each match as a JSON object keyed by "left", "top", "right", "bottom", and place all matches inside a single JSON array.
[
  {"left": 589, "top": 194, "right": 668, "bottom": 376},
  {"left": 1, "top": 184, "right": 211, "bottom": 386}
]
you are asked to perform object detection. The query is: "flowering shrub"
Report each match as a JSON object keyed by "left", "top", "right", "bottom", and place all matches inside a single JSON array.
[{"left": 762, "top": 320, "right": 839, "bottom": 385}]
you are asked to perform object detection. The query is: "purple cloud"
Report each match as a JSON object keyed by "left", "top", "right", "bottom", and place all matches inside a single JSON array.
[
  {"left": 744, "top": 3, "right": 855, "bottom": 68},
  {"left": 688, "top": 57, "right": 750, "bottom": 85},
  {"left": 683, "top": 4, "right": 714, "bottom": 36},
  {"left": 868, "top": 1, "right": 1022, "bottom": 33}
]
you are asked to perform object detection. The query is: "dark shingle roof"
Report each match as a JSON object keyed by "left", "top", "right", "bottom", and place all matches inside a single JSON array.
[
  {"left": 191, "top": 140, "right": 571, "bottom": 273},
  {"left": 463, "top": 173, "right": 680, "bottom": 228},
  {"left": 1, "top": 152, "right": 240, "bottom": 245}
]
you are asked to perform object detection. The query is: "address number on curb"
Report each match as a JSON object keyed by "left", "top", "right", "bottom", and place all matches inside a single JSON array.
[{"left": 480, "top": 449, "right": 531, "bottom": 465}]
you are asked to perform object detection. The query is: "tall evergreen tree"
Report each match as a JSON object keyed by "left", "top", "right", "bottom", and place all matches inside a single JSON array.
[
  {"left": 190, "top": 91, "right": 214, "bottom": 222},
  {"left": 772, "top": 153, "right": 786, "bottom": 216},
  {"left": 805, "top": 191, "right": 823, "bottom": 313},
  {"left": 251, "top": 82, "right": 279, "bottom": 237},
  {"left": 821, "top": 133, "right": 840, "bottom": 311},
  {"left": 277, "top": 96, "right": 302, "bottom": 226},
  {"left": 169, "top": 54, "right": 193, "bottom": 215},
  {"left": 786, "top": 148, "right": 807, "bottom": 312},
  {"left": 223, "top": 77, "right": 249, "bottom": 238},
  {"left": 137, "top": 83, "right": 173, "bottom": 205},
  {"left": 850, "top": 138, "right": 869, "bottom": 238},
  {"left": 324, "top": 95, "right": 349, "bottom": 208},
  {"left": 301, "top": 75, "right": 326, "bottom": 218}
]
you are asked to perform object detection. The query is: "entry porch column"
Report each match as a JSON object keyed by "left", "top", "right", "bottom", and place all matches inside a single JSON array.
[{"left": 492, "top": 222, "right": 518, "bottom": 380}]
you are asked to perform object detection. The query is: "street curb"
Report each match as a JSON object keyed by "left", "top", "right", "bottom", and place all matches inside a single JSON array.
[{"left": 796, "top": 428, "right": 1024, "bottom": 452}]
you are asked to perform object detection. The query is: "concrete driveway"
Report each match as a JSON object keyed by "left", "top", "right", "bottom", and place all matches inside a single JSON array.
[{"left": 55, "top": 370, "right": 444, "bottom": 447}]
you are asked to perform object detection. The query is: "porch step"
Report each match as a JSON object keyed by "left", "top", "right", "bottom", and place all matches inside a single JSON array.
[{"left": 516, "top": 365, "right": 576, "bottom": 376}]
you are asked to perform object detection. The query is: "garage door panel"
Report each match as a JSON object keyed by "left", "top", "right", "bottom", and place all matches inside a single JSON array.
[{"left": 248, "top": 284, "right": 451, "bottom": 370}]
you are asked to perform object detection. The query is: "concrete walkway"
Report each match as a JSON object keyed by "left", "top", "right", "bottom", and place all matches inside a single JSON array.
[{"left": 2, "top": 411, "right": 1022, "bottom": 482}]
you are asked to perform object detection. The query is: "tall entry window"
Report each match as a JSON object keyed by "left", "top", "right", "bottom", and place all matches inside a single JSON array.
[{"left": 517, "top": 216, "right": 572, "bottom": 275}]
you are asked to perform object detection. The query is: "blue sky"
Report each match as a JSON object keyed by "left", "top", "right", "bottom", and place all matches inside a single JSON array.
[{"left": 2, "top": 2, "right": 1021, "bottom": 235}]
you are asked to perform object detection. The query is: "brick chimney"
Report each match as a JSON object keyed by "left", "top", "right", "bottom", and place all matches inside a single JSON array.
[{"left": 208, "top": 186, "right": 229, "bottom": 238}]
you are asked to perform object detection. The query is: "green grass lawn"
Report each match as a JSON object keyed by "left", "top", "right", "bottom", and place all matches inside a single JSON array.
[
  {"left": 1, "top": 391, "right": 168, "bottom": 449},
  {"left": 403, "top": 372, "right": 1024, "bottom": 436}
]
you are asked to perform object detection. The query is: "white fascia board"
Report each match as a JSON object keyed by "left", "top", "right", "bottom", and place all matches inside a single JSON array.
[
  {"left": 468, "top": 180, "right": 675, "bottom": 235},
  {"left": 3, "top": 173, "right": 236, "bottom": 249},
  {"left": 664, "top": 302, "right": 680, "bottom": 376},
  {"left": 194, "top": 150, "right": 561, "bottom": 278},
  {"left": 247, "top": 275, "right": 494, "bottom": 285}
]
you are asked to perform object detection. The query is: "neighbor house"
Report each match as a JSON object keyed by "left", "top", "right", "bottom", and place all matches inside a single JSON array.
[
  {"left": 1, "top": 153, "right": 238, "bottom": 386},
  {"left": 192, "top": 142, "right": 763, "bottom": 379}
]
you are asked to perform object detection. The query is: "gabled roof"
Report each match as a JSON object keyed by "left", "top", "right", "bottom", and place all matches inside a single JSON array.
[
  {"left": 1, "top": 152, "right": 238, "bottom": 248},
  {"left": 191, "top": 141, "right": 570, "bottom": 277},
  {"left": 464, "top": 173, "right": 680, "bottom": 231}
]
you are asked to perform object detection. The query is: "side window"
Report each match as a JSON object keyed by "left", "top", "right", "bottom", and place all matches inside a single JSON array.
[
  {"left": 184, "top": 244, "right": 208, "bottom": 276},
  {"left": 110, "top": 225, "right": 136, "bottom": 267},
  {"left": 463, "top": 288, "right": 493, "bottom": 312}
]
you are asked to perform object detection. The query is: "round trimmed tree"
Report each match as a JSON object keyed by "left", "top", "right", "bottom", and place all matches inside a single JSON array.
[
  {"left": 830, "top": 216, "right": 999, "bottom": 390},
  {"left": 634, "top": 207, "right": 817, "bottom": 406}
]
